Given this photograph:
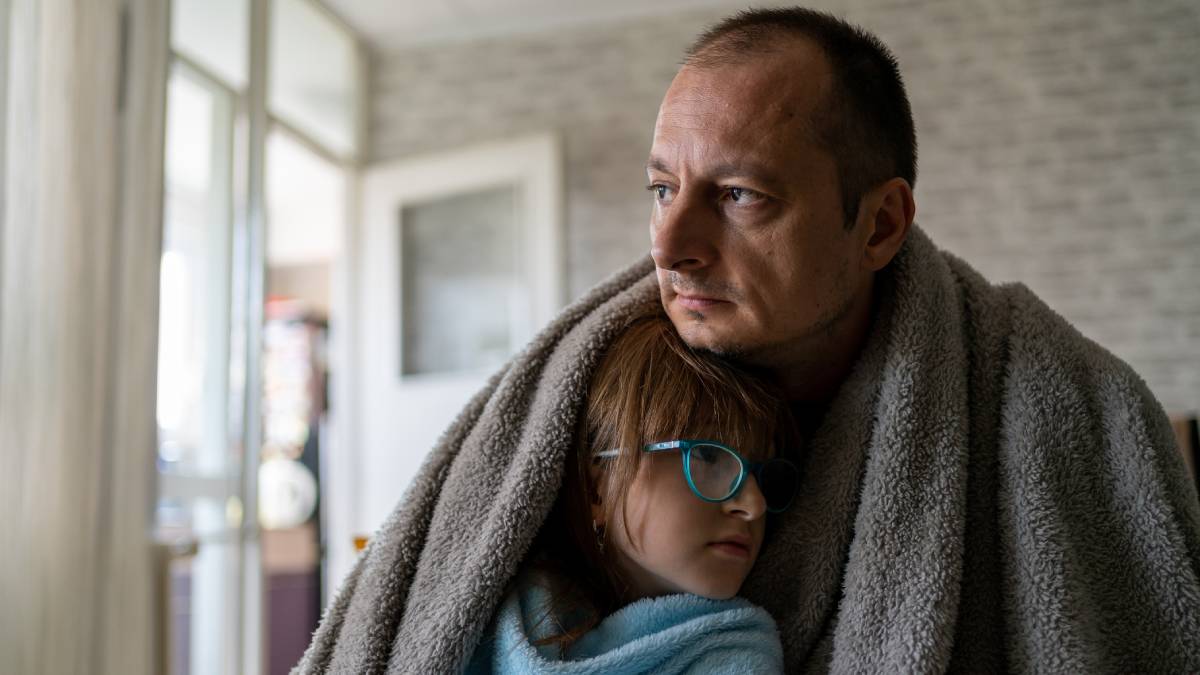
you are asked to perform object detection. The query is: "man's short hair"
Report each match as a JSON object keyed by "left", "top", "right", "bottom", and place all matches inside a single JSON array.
[{"left": 685, "top": 7, "right": 917, "bottom": 228}]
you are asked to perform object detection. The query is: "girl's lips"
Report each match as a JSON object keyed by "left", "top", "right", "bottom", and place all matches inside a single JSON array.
[{"left": 708, "top": 541, "right": 751, "bottom": 558}]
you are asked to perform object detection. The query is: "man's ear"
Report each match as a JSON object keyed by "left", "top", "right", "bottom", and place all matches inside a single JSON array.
[{"left": 857, "top": 177, "right": 915, "bottom": 272}]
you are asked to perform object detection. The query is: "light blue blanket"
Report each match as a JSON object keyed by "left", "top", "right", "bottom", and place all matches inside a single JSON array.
[{"left": 463, "top": 579, "right": 783, "bottom": 674}]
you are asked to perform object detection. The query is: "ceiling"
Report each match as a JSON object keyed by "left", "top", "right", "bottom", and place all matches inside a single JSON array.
[{"left": 321, "top": 0, "right": 751, "bottom": 50}]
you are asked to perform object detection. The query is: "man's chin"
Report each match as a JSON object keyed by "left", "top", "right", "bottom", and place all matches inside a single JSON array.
[
  {"left": 672, "top": 320, "right": 748, "bottom": 358},
  {"left": 671, "top": 318, "right": 789, "bottom": 370}
]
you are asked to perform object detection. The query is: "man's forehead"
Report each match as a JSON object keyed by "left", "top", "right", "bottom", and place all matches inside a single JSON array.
[
  {"left": 650, "top": 42, "right": 832, "bottom": 172},
  {"left": 668, "top": 41, "right": 830, "bottom": 114},
  {"left": 658, "top": 82, "right": 796, "bottom": 131}
]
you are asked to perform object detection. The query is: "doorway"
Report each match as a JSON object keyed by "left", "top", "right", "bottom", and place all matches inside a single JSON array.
[{"left": 328, "top": 132, "right": 564, "bottom": 590}]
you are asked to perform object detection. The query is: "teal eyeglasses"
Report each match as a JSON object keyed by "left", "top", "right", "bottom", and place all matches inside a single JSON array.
[{"left": 595, "top": 439, "right": 800, "bottom": 513}]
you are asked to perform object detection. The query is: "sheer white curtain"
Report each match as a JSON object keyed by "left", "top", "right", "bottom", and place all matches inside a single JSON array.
[{"left": 0, "top": 1, "right": 168, "bottom": 673}]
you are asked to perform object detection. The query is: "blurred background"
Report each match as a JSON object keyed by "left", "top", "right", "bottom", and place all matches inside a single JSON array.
[{"left": 1, "top": 0, "right": 1196, "bottom": 673}]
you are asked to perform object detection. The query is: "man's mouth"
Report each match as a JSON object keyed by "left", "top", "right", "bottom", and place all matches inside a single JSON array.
[{"left": 674, "top": 293, "right": 729, "bottom": 311}]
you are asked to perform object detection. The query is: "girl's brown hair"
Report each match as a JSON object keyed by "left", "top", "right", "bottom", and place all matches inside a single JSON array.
[{"left": 523, "top": 311, "right": 796, "bottom": 654}]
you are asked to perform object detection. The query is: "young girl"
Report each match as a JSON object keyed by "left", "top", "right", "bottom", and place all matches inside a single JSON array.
[{"left": 465, "top": 312, "right": 800, "bottom": 674}]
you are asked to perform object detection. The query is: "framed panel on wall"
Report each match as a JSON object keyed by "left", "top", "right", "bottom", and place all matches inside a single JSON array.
[{"left": 399, "top": 184, "right": 524, "bottom": 377}]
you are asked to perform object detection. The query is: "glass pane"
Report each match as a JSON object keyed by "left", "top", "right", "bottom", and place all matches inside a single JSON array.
[
  {"left": 401, "top": 186, "right": 522, "bottom": 376},
  {"left": 159, "top": 64, "right": 235, "bottom": 476},
  {"left": 157, "top": 62, "right": 241, "bottom": 675},
  {"left": 171, "top": 0, "right": 249, "bottom": 90},
  {"left": 269, "top": 0, "right": 359, "bottom": 158},
  {"left": 266, "top": 130, "right": 344, "bottom": 266}
]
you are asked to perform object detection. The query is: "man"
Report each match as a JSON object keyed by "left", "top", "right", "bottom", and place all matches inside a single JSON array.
[
  {"left": 649, "top": 13, "right": 914, "bottom": 411},
  {"left": 297, "top": 8, "right": 1200, "bottom": 673}
]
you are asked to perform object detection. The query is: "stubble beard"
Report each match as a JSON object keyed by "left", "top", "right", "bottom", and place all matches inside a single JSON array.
[
  {"left": 677, "top": 263, "right": 860, "bottom": 373},
  {"left": 690, "top": 288, "right": 857, "bottom": 374}
]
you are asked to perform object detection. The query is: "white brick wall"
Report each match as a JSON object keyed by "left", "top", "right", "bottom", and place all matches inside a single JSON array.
[{"left": 369, "top": 1, "right": 1200, "bottom": 413}]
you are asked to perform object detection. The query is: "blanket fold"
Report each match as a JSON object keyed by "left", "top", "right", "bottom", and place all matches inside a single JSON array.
[{"left": 296, "top": 226, "right": 1200, "bottom": 674}]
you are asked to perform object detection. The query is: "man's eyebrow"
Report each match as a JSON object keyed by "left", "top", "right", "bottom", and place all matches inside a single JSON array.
[
  {"left": 645, "top": 157, "right": 673, "bottom": 174},
  {"left": 645, "top": 157, "right": 790, "bottom": 193},
  {"left": 710, "top": 162, "right": 792, "bottom": 194},
  {"left": 709, "top": 162, "right": 780, "bottom": 183},
  {"left": 646, "top": 158, "right": 779, "bottom": 180}
]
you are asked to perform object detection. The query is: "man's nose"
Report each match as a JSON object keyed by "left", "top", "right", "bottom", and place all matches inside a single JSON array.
[
  {"left": 723, "top": 474, "right": 767, "bottom": 521},
  {"left": 649, "top": 192, "right": 718, "bottom": 272}
]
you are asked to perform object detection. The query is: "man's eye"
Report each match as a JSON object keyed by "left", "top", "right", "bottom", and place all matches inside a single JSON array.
[
  {"left": 727, "top": 187, "right": 762, "bottom": 204},
  {"left": 646, "top": 184, "right": 673, "bottom": 202}
]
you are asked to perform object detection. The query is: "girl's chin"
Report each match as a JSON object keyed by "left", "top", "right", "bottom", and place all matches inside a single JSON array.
[
  {"left": 691, "top": 586, "right": 740, "bottom": 601},
  {"left": 686, "top": 576, "right": 748, "bottom": 601}
]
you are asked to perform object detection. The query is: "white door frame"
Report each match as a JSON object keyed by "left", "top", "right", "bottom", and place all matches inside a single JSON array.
[{"left": 326, "top": 132, "right": 563, "bottom": 598}]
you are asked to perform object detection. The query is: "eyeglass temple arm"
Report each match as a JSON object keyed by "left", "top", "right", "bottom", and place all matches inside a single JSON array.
[
  {"left": 594, "top": 440, "right": 685, "bottom": 459},
  {"left": 644, "top": 440, "right": 686, "bottom": 451}
]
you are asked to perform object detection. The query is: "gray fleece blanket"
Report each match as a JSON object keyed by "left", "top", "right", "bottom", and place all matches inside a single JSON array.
[{"left": 296, "top": 226, "right": 1200, "bottom": 674}]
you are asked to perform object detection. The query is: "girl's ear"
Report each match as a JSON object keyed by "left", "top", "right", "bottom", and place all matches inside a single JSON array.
[
  {"left": 589, "top": 481, "right": 604, "bottom": 524},
  {"left": 588, "top": 458, "right": 604, "bottom": 506}
]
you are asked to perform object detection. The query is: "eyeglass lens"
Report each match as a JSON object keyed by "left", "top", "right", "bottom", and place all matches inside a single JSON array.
[
  {"left": 687, "top": 444, "right": 798, "bottom": 511},
  {"left": 687, "top": 444, "right": 743, "bottom": 501},
  {"left": 758, "top": 459, "right": 799, "bottom": 512}
]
